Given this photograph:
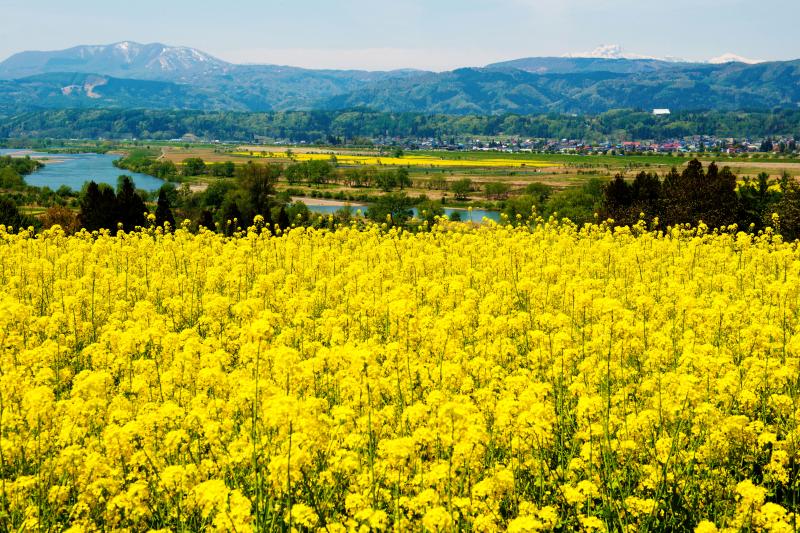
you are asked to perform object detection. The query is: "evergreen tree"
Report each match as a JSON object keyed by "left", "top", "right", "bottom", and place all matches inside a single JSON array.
[
  {"left": 220, "top": 198, "right": 243, "bottom": 236},
  {"left": 631, "top": 172, "right": 662, "bottom": 203},
  {"left": 263, "top": 205, "right": 274, "bottom": 234},
  {"left": 662, "top": 161, "right": 702, "bottom": 226},
  {"left": 116, "top": 176, "right": 148, "bottom": 231},
  {"left": 702, "top": 164, "right": 738, "bottom": 228},
  {"left": 155, "top": 187, "right": 176, "bottom": 229},
  {"left": 79, "top": 181, "right": 118, "bottom": 231},
  {"left": 772, "top": 181, "right": 800, "bottom": 241},
  {"left": 631, "top": 171, "right": 662, "bottom": 222},
  {"left": 79, "top": 182, "right": 102, "bottom": 231},
  {"left": 198, "top": 210, "right": 215, "bottom": 231},
  {"left": 277, "top": 206, "right": 291, "bottom": 231},
  {"left": 603, "top": 161, "right": 738, "bottom": 229},
  {"left": 0, "top": 196, "right": 35, "bottom": 228},
  {"left": 98, "top": 185, "right": 118, "bottom": 228},
  {"left": 603, "top": 175, "right": 633, "bottom": 220},
  {"left": 738, "top": 173, "right": 781, "bottom": 231}
]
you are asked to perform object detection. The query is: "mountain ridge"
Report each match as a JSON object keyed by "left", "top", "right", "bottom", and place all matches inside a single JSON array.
[{"left": 1, "top": 42, "right": 799, "bottom": 116}]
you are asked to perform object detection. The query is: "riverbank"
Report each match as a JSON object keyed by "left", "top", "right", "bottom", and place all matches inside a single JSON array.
[
  {"left": 291, "top": 196, "right": 367, "bottom": 207},
  {"left": 0, "top": 150, "right": 166, "bottom": 192}
]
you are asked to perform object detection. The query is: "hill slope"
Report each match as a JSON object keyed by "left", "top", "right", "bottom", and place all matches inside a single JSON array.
[
  {"left": 317, "top": 62, "right": 800, "bottom": 115},
  {"left": 485, "top": 56, "right": 687, "bottom": 74},
  {"left": 0, "top": 73, "right": 242, "bottom": 114}
]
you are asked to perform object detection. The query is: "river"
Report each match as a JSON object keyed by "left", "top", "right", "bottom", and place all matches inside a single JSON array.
[
  {"left": 1, "top": 149, "right": 503, "bottom": 221},
  {"left": 0, "top": 150, "right": 165, "bottom": 192}
]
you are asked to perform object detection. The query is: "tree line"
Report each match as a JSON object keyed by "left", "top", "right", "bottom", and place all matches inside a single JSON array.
[
  {"left": 0, "top": 155, "right": 43, "bottom": 189},
  {"left": 78, "top": 177, "right": 175, "bottom": 232},
  {"left": 4, "top": 109, "right": 800, "bottom": 144},
  {"left": 602, "top": 159, "right": 800, "bottom": 239},
  {"left": 3, "top": 157, "right": 800, "bottom": 241}
]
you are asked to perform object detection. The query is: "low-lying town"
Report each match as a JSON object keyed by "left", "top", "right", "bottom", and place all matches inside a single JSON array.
[{"left": 374, "top": 135, "right": 799, "bottom": 155}]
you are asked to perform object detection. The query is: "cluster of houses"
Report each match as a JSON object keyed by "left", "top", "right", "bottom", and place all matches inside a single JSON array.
[{"left": 381, "top": 135, "right": 799, "bottom": 156}]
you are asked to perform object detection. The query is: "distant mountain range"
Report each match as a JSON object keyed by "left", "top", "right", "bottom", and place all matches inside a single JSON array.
[{"left": 0, "top": 42, "right": 798, "bottom": 116}]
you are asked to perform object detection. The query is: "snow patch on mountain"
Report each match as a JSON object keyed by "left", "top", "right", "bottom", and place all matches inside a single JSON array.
[
  {"left": 708, "top": 53, "right": 762, "bottom": 64},
  {"left": 564, "top": 45, "right": 673, "bottom": 61},
  {"left": 566, "top": 45, "right": 764, "bottom": 65}
]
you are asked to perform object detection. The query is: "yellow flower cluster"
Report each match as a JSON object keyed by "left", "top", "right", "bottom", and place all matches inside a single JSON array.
[{"left": 0, "top": 220, "right": 799, "bottom": 531}]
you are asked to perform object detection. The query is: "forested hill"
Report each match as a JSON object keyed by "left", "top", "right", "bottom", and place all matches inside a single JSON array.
[
  {"left": 3, "top": 109, "right": 800, "bottom": 143},
  {"left": 318, "top": 63, "right": 800, "bottom": 115},
  {"left": 2, "top": 43, "right": 800, "bottom": 115}
]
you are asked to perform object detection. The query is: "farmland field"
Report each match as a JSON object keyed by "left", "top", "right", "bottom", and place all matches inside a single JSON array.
[
  {"left": 1, "top": 221, "right": 798, "bottom": 531},
  {"left": 159, "top": 146, "right": 800, "bottom": 190},
  {"left": 231, "top": 151, "right": 558, "bottom": 169}
]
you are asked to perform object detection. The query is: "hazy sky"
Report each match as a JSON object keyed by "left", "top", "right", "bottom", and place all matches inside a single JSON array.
[{"left": 1, "top": 0, "right": 797, "bottom": 70}]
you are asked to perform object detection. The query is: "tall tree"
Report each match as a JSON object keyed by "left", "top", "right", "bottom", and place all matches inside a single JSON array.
[
  {"left": 220, "top": 197, "right": 243, "bottom": 236},
  {"left": 738, "top": 173, "right": 781, "bottom": 231},
  {"left": 366, "top": 193, "right": 414, "bottom": 226},
  {"left": 701, "top": 164, "right": 738, "bottom": 228},
  {"left": 79, "top": 181, "right": 118, "bottom": 231},
  {"left": 198, "top": 210, "right": 215, "bottom": 231},
  {"left": 395, "top": 168, "right": 412, "bottom": 189},
  {"left": 772, "top": 181, "right": 800, "bottom": 241},
  {"left": 451, "top": 179, "right": 473, "bottom": 201},
  {"left": 155, "top": 186, "right": 176, "bottom": 229},
  {"left": 238, "top": 162, "right": 279, "bottom": 225},
  {"left": 182, "top": 158, "right": 206, "bottom": 177},
  {"left": 116, "top": 176, "right": 148, "bottom": 231},
  {"left": 0, "top": 196, "right": 35, "bottom": 229},
  {"left": 662, "top": 160, "right": 704, "bottom": 226},
  {"left": 277, "top": 206, "right": 291, "bottom": 231},
  {"left": 603, "top": 175, "right": 633, "bottom": 222}
]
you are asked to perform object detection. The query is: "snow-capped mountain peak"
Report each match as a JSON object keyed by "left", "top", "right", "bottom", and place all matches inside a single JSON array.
[
  {"left": 564, "top": 44, "right": 663, "bottom": 61},
  {"left": 565, "top": 45, "right": 765, "bottom": 65},
  {"left": 0, "top": 41, "right": 231, "bottom": 81},
  {"left": 708, "top": 53, "right": 762, "bottom": 65}
]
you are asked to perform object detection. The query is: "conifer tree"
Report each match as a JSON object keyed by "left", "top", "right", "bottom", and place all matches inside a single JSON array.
[
  {"left": 155, "top": 187, "right": 175, "bottom": 229},
  {"left": 79, "top": 181, "right": 119, "bottom": 231},
  {"left": 115, "top": 177, "right": 148, "bottom": 231},
  {"left": 278, "top": 206, "right": 291, "bottom": 231}
]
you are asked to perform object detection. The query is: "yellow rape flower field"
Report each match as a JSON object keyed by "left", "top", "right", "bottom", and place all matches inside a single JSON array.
[
  {"left": 232, "top": 151, "right": 556, "bottom": 169},
  {"left": 1, "top": 219, "right": 800, "bottom": 532}
]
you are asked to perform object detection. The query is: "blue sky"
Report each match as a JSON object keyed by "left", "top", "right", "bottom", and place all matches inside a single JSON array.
[{"left": 1, "top": 0, "right": 797, "bottom": 70}]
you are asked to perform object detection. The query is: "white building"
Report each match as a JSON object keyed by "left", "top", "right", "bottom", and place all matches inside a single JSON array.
[{"left": 653, "top": 109, "right": 671, "bottom": 116}]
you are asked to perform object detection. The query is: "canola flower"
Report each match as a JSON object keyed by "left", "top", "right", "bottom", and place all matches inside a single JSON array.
[
  {"left": 737, "top": 180, "right": 784, "bottom": 193},
  {"left": 0, "top": 219, "right": 799, "bottom": 531},
  {"left": 232, "top": 151, "right": 555, "bottom": 169}
]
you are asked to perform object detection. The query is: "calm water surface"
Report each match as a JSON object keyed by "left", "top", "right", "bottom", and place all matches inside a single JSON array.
[{"left": 0, "top": 149, "right": 165, "bottom": 192}]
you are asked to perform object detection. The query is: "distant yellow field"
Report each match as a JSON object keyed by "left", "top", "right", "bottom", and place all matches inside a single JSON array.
[{"left": 232, "top": 151, "right": 557, "bottom": 168}]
